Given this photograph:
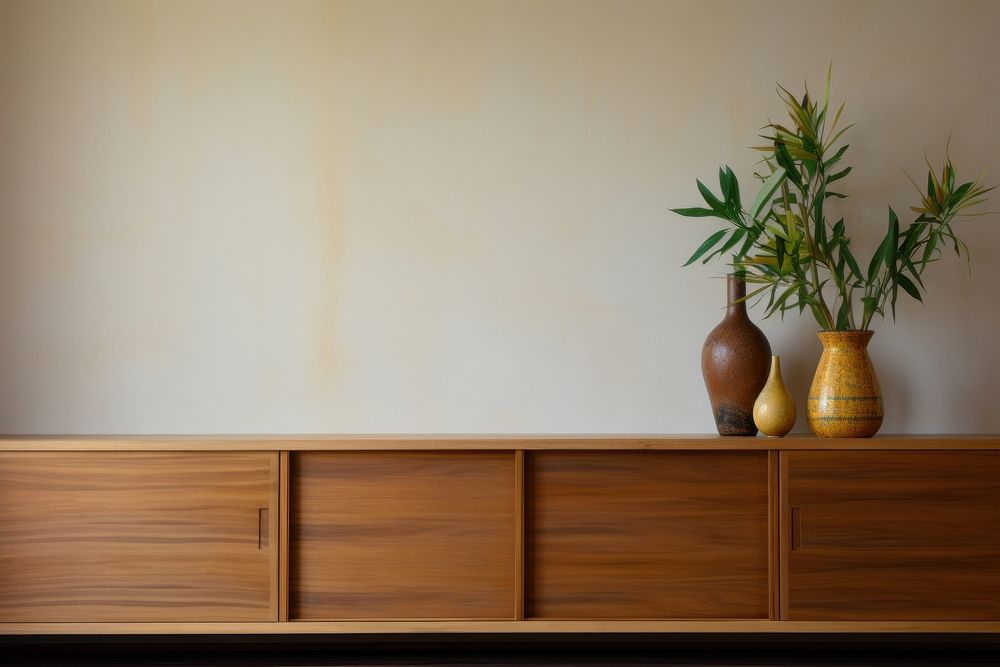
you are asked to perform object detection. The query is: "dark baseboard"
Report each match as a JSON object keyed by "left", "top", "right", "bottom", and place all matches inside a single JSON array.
[{"left": 3, "top": 633, "right": 1000, "bottom": 666}]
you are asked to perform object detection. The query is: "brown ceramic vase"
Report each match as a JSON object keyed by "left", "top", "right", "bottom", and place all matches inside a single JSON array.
[{"left": 701, "top": 275, "right": 772, "bottom": 436}]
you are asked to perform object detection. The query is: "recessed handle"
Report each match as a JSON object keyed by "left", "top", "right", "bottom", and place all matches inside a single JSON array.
[
  {"left": 258, "top": 508, "right": 269, "bottom": 549},
  {"left": 791, "top": 507, "right": 801, "bottom": 550}
]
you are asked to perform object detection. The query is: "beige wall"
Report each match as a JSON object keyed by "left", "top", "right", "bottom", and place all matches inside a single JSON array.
[{"left": 1, "top": 0, "right": 998, "bottom": 434}]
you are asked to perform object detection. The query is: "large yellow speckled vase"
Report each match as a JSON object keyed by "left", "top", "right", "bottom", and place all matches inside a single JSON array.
[{"left": 807, "top": 330, "right": 883, "bottom": 438}]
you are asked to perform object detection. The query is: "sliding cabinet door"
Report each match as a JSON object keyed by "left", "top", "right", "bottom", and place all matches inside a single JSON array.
[
  {"left": 290, "top": 451, "right": 516, "bottom": 620},
  {"left": 0, "top": 452, "right": 278, "bottom": 622},
  {"left": 527, "top": 451, "right": 770, "bottom": 619},
  {"left": 782, "top": 451, "right": 1000, "bottom": 620}
]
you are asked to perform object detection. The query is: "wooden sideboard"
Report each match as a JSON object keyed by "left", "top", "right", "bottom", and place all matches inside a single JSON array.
[{"left": 1, "top": 435, "right": 999, "bottom": 635}]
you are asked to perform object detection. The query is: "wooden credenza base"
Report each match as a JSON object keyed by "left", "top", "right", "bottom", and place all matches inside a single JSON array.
[{"left": 2, "top": 436, "right": 999, "bottom": 634}]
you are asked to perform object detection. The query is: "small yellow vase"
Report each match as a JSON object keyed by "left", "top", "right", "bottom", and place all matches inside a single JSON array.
[
  {"left": 753, "top": 356, "right": 796, "bottom": 437},
  {"left": 807, "top": 330, "right": 883, "bottom": 438}
]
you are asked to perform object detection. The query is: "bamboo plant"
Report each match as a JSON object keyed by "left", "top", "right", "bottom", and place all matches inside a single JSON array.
[{"left": 672, "top": 71, "right": 994, "bottom": 331}]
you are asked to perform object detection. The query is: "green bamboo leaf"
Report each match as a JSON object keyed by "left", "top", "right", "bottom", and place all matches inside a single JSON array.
[
  {"left": 802, "top": 136, "right": 818, "bottom": 157},
  {"left": 832, "top": 219, "right": 845, "bottom": 240},
  {"left": 823, "top": 144, "right": 849, "bottom": 170},
  {"left": 921, "top": 233, "right": 940, "bottom": 266},
  {"left": 797, "top": 284, "right": 809, "bottom": 313},
  {"left": 896, "top": 273, "right": 922, "bottom": 302},
  {"left": 670, "top": 207, "right": 729, "bottom": 220},
  {"left": 778, "top": 84, "right": 816, "bottom": 141},
  {"left": 727, "top": 166, "right": 742, "bottom": 212},
  {"left": 953, "top": 188, "right": 996, "bottom": 212},
  {"left": 809, "top": 303, "right": 830, "bottom": 330},
  {"left": 827, "top": 166, "right": 852, "bottom": 184},
  {"left": 741, "top": 282, "right": 774, "bottom": 305},
  {"left": 887, "top": 207, "right": 899, "bottom": 279},
  {"left": 815, "top": 107, "right": 827, "bottom": 134},
  {"left": 901, "top": 222, "right": 925, "bottom": 258},
  {"left": 718, "top": 167, "right": 733, "bottom": 203},
  {"left": 861, "top": 295, "right": 878, "bottom": 326},
  {"left": 682, "top": 229, "right": 729, "bottom": 266},
  {"left": 747, "top": 256, "right": 778, "bottom": 272},
  {"left": 770, "top": 123, "right": 796, "bottom": 137},
  {"left": 954, "top": 197, "right": 990, "bottom": 212},
  {"left": 843, "top": 247, "right": 862, "bottom": 282},
  {"left": 697, "top": 179, "right": 725, "bottom": 212},
  {"left": 785, "top": 210, "right": 800, "bottom": 246},
  {"left": 750, "top": 168, "right": 786, "bottom": 221},
  {"left": 775, "top": 143, "right": 802, "bottom": 187},
  {"left": 829, "top": 101, "right": 846, "bottom": 135},
  {"left": 948, "top": 181, "right": 973, "bottom": 208},
  {"left": 737, "top": 225, "right": 759, "bottom": 258},
  {"left": 903, "top": 169, "right": 937, "bottom": 215},
  {"left": 812, "top": 184, "right": 826, "bottom": 247},
  {"left": 887, "top": 209, "right": 901, "bottom": 316},
  {"left": 703, "top": 228, "right": 748, "bottom": 264},
  {"left": 765, "top": 281, "right": 778, "bottom": 310},
  {"left": 803, "top": 159, "right": 817, "bottom": 181},
  {"left": 836, "top": 298, "right": 852, "bottom": 330},
  {"left": 765, "top": 283, "right": 799, "bottom": 318},
  {"left": 824, "top": 63, "right": 833, "bottom": 111},
  {"left": 903, "top": 255, "right": 924, "bottom": 288},
  {"left": 925, "top": 156, "right": 944, "bottom": 205},
  {"left": 827, "top": 123, "right": 855, "bottom": 148},
  {"left": 765, "top": 220, "right": 790, "bottom": 241},
  {"left": 775, "top": 235, "right": 786, "bottom": 273},
  {"left": 867, "top": 237, "right": 887, "bottom": 283}
]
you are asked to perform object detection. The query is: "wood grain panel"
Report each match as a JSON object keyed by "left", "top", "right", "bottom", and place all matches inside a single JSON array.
[
  {"left": 0, "top": 452, "right": 278, "bottom": 622},
  {"left": 290, "top": 451, "right": 516, "bottom": 620},
  {"left": 526, "top": 451, "right": 769, "bottom": 619},
  {"left": 784, "top": 451, "right": 1000, "bottom": 620}
]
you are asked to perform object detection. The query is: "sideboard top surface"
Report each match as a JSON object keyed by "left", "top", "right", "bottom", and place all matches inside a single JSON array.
[{"left": 1, "top": 434, "right": 998, "bottom": 451}]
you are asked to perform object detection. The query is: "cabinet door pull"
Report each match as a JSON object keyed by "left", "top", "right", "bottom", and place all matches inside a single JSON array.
[
  {"left": 258, "top": 508, "right": 269, "bottom": 549},
  {"left": 791, "top": 507, "right": 801, "bottom": 550}
]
